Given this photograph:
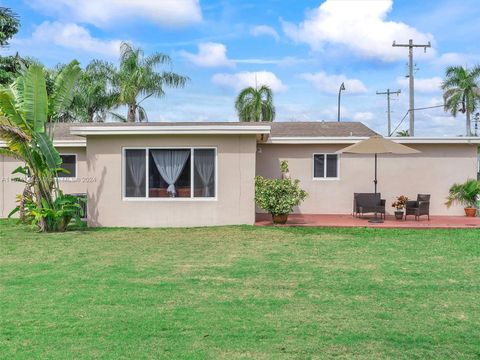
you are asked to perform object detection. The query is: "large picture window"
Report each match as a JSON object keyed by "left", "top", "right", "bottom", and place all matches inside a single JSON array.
[
  {"left": 124, "top": 148, "right": 216, "bottom": 199},
  {"left": 313, "top": 153, "right": 339, "bottom": 179}
]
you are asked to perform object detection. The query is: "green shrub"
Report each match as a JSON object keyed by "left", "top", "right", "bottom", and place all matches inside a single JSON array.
[
  {"left": 445, "top": 179, "right": 480, "bottom": 208},
  {"left": 10, "top": 193, "right": 84, "bottom": 232},
  {"left": 280, "top": 160, "right": 289, "bottom": 173},
  {"left": 255, "top": 176, "right": 308, "bottom": 216}
]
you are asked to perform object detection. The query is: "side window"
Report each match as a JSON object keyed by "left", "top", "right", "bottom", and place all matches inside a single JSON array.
[
  {"left": 59, "top": 154, "right": 77, "bottom": 178},
  {"left": 313, "top": 154, "right": 339, "bottom": 179}
]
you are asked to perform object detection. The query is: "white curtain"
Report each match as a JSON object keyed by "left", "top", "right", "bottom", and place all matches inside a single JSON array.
[
  {"left": 194, "top": 150, "right": 215, "bottom": 197},
  {"left": 151, "top": 149, "right": 190, "bottom": 196},
  {"left": 127, "top": 150, "right": 146, "bottom": 197}
]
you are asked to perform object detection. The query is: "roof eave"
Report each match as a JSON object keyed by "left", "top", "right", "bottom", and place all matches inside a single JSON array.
[
  {"left": 266, "top": 136, "right": 480, "bottom": 145},
  {"left": 70, "top": 125, "right": 271, "bottom": 136}
]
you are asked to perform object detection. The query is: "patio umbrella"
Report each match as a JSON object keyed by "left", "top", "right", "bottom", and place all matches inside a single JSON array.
[{"left": 338, "top": 135, "right": 420, "bottom": 223}]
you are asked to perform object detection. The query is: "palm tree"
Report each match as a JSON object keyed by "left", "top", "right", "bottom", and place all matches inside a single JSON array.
[
  {"left": 70, "top": 60, "right": 117, "bottom": 122},
  {"left": 396, "top": 130, "right": 409, "bottom": 137},
  {"left": 113, "top": 42, "right": 188, "bottom": 122},
  {"left": 235, "top": 85, "right": 275, "bottom": 122},
  {"left": 442, "top": 65, "right": 480, "bottom": 136}
]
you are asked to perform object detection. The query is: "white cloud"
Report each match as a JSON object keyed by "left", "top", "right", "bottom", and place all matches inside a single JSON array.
[
  {"left": 433, "top": 52, "right": 480, "bottom": 67},
  {"left": 250, "top": 25, "right": 280, "bottom": 41},
  {"left": 353, "top": 112, "right": 374, "bottom": 122},
  {"left": 180, "top": 42, "right": 235, "bottom": 67},
  {"left": 27, "top": 0, "right": 202, "bottom": 28},
  {"left": 32, "top": 21, "right": 121, "bottom": 57},
  {"left": 396, "top": 76, "right": 443, "bottom": 93},
  {"left": 282, "top": 0, "right": 434, "bottom": 62},
  {"left": 212, "top": 71, "right": 287, "bottom": 92},
  {"left": 300, "top": 72, "right": 367, "bottom": 94}
]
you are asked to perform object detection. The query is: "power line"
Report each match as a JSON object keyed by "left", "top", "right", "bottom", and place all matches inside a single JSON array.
[
  {"left": 392, "top": 39, "right": 431, "bottom": 136},
  {"left": 376, "top": 89, "right": 401, "bottom": 136},
  {"left": 390, "top": 104, "right": 444, "bottom": 136},
  {"left": 391, "top": 110, "right": 409, "bottom": 136}
]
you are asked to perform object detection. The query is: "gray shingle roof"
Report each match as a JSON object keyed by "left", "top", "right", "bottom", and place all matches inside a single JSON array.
[
  {"left": 270, "top": 121, "right": 377, "bottom": 137},
  {"left": 52, "top": 121, "right": 376, "bottom": 140}
]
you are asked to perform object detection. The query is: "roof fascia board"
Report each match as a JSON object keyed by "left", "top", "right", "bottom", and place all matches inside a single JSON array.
[{"left": 70, "top": 125, "right": 271, "bottom": 136}]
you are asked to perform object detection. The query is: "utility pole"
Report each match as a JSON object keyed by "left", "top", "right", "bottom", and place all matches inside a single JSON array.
[
  {"left": 392, "top": 39, "right": 431, "bottom": 136},
  {"left": 376, "top": 89, "right": 401, "bottom": 136},
  {"left": 337, "top": 82, "right": 345, "bottom": 122}
]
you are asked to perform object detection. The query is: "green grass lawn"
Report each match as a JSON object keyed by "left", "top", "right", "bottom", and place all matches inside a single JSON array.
[{"left": 1, "top": 219, "right": 479, "bottom": 359}]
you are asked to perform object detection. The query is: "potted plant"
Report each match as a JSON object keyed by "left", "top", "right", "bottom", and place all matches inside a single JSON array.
[
  {"left": 391, "top": 195, "right": 408, "bottom": 220},
  {"left": 280, "top": 160, "right": 291, "bottom": 179},
  {"left": 446, "top": 179, "right": 480, "bottom": 217},
  {"left": 255, "top": 173, "right": 308, "bottom": 225}
]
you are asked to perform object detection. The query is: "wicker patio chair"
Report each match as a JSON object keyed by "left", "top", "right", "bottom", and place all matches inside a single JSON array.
[
  {"left": 353, "top": 193, "right": 386, "bottom": 219},
  {"left": 405, "top": 194, "right": 430, "bottom": 220}
]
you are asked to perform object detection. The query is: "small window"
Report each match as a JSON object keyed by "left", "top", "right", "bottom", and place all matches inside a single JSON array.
[
  {"left": 59, "top": 154, "right": 77, "bottom": 178},
  {"left": 313, "top": 154, "right": 338, "bottom": 179}
]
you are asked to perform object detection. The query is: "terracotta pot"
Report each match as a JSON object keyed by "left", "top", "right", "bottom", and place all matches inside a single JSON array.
[
  {"left": 394, "top": 211, "right": 404, "bottom": 220},
  {"left": 272, "top": 214, "right": 288, "bottom": 224},
  {"left": 464, "top": 207, "right": 477, "bottom": 217}
]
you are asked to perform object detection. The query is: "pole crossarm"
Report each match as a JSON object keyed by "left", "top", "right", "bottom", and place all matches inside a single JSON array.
[{"left": 376, "top": 89, "right": 401, "bottom": 136}]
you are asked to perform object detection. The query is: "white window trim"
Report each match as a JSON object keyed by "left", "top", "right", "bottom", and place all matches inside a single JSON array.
[
  {"left": 122, "top": 146, "right": 218, "bottom": 202},
  {"left": 58, "top": 153, "right": 77, "bottom": 180},
  {"left": 312, "top": 153, "right": 340, "bottom": 181}
]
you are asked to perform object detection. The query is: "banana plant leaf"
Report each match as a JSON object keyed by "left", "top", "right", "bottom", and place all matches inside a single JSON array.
[
  {"left": 23, "top": 65, "right": 48, "bottom": 133},
  {"left": 0, "top": 92, "right": 27, "bottom": 128},
  {"left": 12, "top": 165, "right": 28, "bottom": 175},
  {"left": 49, "top": 60, "right": 81, "bottom": 117},
  {"left": 33, "top": 132, "right": 62, "bottom": 170}
]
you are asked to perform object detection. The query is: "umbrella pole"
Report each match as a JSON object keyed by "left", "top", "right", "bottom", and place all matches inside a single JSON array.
[{"left": 369, "top": 153, "right": 384, "bottom": 223}]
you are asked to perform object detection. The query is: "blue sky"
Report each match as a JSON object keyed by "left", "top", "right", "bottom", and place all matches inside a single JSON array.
[{"left": 3, "top": 0, "right": 480, "bottom": 136}]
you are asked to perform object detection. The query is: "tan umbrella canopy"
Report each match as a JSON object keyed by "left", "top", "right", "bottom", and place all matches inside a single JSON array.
[
  {"left": 338, "top": 135, "right": 420, "bottom": 222},
  {"left": 339, "top": 135, "right": 421, "bottom": 156}
]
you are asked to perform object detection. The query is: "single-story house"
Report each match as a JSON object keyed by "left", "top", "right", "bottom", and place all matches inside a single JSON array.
[{"left": 1, "top": 121, "right": 479, "bottom": 227}]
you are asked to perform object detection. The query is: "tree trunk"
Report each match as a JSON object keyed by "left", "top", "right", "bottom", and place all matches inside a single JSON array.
[
  {"left": 127, "top": 104, "right": 136, "bottom": 123},
  {"left": 466, "top": 108, "right": 472, "bottom": 136}
]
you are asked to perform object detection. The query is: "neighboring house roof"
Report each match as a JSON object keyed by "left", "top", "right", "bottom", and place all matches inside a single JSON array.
[
  {"left": 270, "top": 121, "right": 377, "bottom": 138},
  {"left": 49, "top": 123, "right": 85, "bottom": 142}
]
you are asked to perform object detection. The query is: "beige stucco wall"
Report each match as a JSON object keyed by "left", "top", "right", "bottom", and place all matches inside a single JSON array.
[
  {"left": 0, "top": 147, "right": 87, "bottom": 218},
  {"left": 256, "top": 143, "right": 479, "bottom": 216},
  {"left": 85, "top": 135, "right": 257, "bottom": 227}
]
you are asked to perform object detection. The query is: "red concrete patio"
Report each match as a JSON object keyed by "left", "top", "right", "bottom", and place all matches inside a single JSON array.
[{"left": 255, "top": 213, "right": 480, "bottom": 229}]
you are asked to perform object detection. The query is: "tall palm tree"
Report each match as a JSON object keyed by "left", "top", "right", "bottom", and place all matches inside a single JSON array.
[
  {"left": 235, "top": 85, "right": 275, "bottom": 122},
  {"left": 70, "top": 60, "right": 117, "bottom": 122},
  {"left": 113, "top": 42, "right": 188, "bottom": 122},
  {"left": 442, "top": 65, "right": 480, "bottom": 136}
]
